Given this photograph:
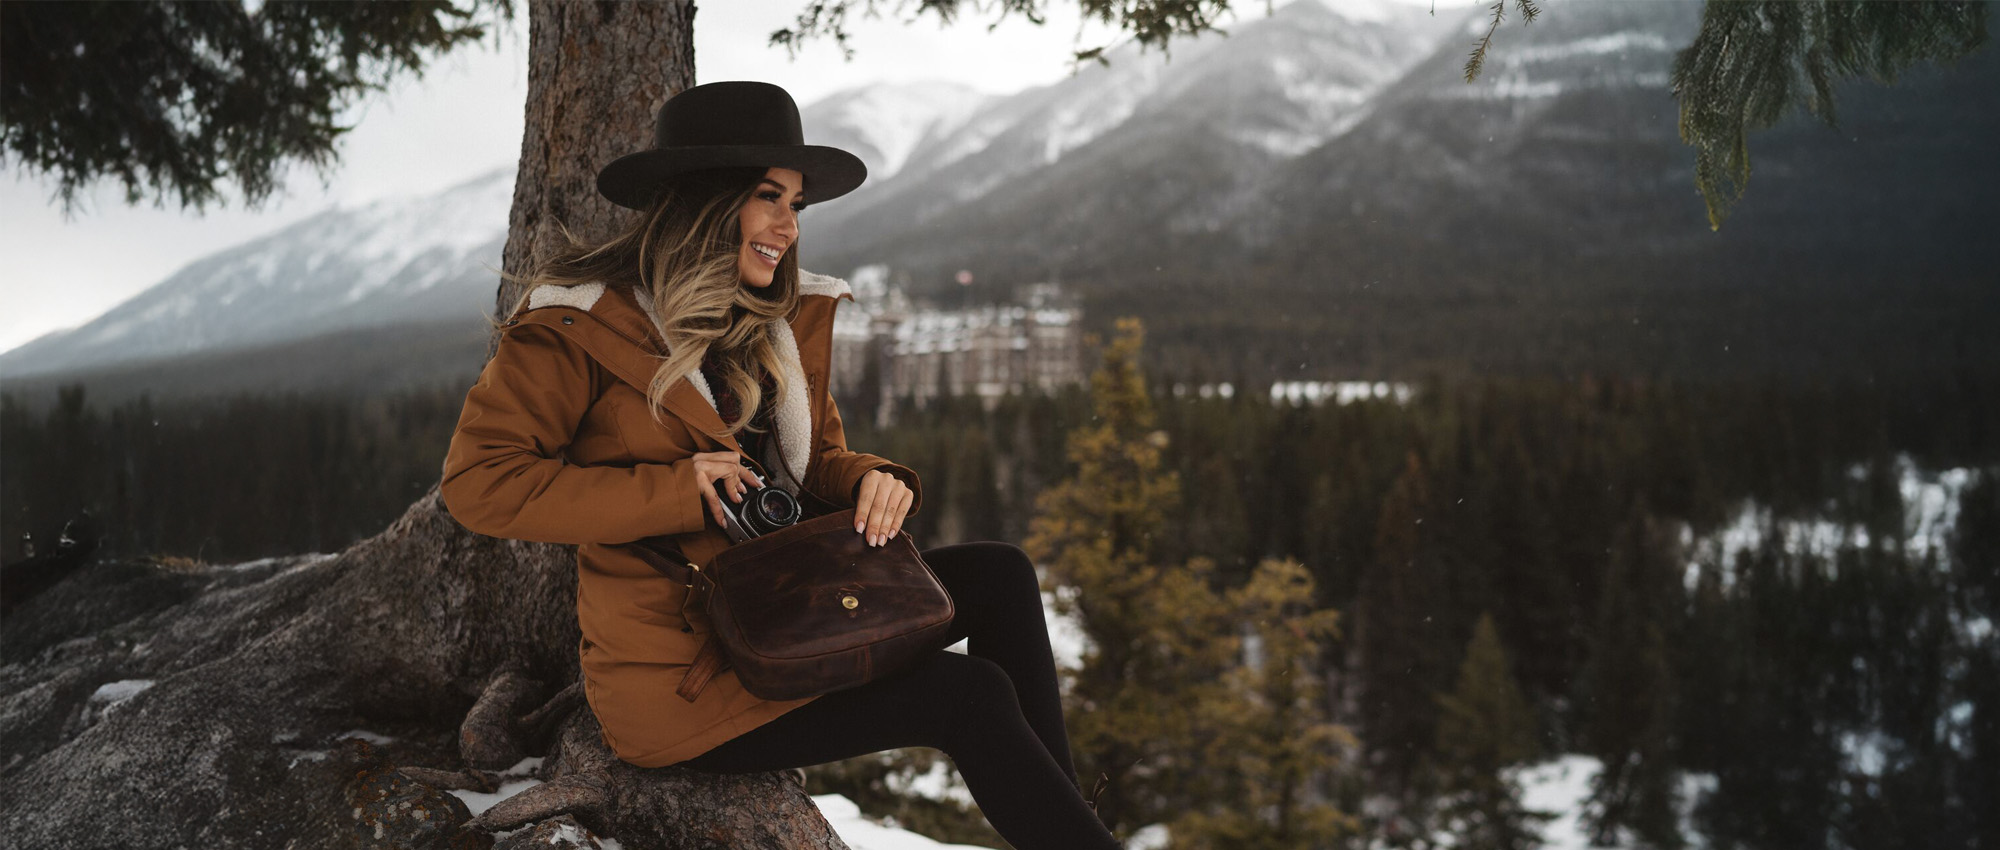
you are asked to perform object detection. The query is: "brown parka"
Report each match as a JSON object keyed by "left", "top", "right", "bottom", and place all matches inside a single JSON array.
[{"left": 439, "top": 272, "right": 921, "bottom": 767}]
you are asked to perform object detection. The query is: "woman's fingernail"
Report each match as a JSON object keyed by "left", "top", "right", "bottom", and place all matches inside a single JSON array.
[{"left": 856, "top": 523, "right": 866, "bottom": 533}]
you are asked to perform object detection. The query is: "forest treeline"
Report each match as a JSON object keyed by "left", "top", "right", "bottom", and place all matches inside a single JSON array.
[{"left": 3, "top": 351, "right": 1996, "bottom": 848}]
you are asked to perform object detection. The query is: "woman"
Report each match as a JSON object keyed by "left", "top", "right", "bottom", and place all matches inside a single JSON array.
[{"left": 439, "top": 81, "right": 1121, "bottom": 849}]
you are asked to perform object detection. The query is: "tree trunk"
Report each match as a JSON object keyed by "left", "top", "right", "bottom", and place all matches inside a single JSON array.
[
  {"left": 0, "top": 3, "right": 846, "bottom": 846},
  {"left": 496, "top": 0, "right": 695, "bottom": 327}
]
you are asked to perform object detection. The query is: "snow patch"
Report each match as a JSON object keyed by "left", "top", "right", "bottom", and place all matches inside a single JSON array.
[
  {"left": 335, "top": 729, "right": 397, "bottom": 746},
  {"left": 449, "top": 757, "right": 547, "bottom": 817},
  {"left": 1681, "top": 458, "right": 1982, "bottom": 592},
  {"left": 89, "top": 678, "right": 155, "bottom": 706},
  {"left": 1043, "top": 583, "right": 1088, "bottom": 672},
  {"left": 1840, "top": 730, "right": 1892, "bottom": 778},
  {"left": 886, "top": 759, "right": 975, "bottom": 806},
  {"left": 817, "top": 83, "right": 991, "bottom": 180},
  {"left": 1312, "top": 0, "right": 1402, "bottom": 25},
  {"left": 1511, "top": 755, "right": 1713, "bottom": 850},
  {"left": 1128, "top": 823, "right": 1172, "bottom": 850},
  {"left": 1509, "top": 31, "right": 1674, "bottom": 65},
  {"left": 813, "top": 794, "right": 997, "bottom": 849},
  {"left": 451, "top": 776, "right": 545, "bottom": 818}
]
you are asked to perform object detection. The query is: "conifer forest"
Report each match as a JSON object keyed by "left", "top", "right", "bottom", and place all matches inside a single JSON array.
[{"left": 6, "top": 320, "right": 1994, "bottom": 848}]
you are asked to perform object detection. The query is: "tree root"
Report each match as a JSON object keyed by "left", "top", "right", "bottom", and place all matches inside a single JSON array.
[
  {"left": 469, "top": 772, "right": 612, "bottom": 832},
  {"left": 518, "top": 680, "right": 584, "bottom": 753},
  {"left": 461, "top": 669, "right": 541, "bottom": 770},
  {"left": 397, "top": 766, "right": 502, "bottom": 793}
]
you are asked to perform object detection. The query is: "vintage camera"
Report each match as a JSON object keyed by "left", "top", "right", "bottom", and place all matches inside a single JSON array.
[{"left": 715, "top": 477, "right": 803, "bottom": 543}]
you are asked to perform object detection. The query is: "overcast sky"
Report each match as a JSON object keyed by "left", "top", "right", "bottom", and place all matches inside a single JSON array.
[{"left": 0, "top": 0, "right": 1449, "bottom": 355}]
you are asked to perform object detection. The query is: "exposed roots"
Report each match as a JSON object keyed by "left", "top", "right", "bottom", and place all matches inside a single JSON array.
[
  {"left": 461, "top": 669, "right": 542, "bottom": 770},
  {"left": 469, "top": 772, "right": 613, "bottom": 832}
]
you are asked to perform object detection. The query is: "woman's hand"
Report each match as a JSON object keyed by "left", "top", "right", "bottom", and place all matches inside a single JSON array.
[
  {"left": 853, "top": 469, "right": 912, "bottom": 547},
  {"left": 691, "top": 451, "right": 763, "bottom": 528}
]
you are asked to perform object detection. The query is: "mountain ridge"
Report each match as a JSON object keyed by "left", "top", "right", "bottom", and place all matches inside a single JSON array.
[{"left": 6, "top": 0, "right": 1995, "bottom": 390}]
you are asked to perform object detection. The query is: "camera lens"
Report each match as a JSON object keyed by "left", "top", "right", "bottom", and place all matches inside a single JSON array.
[{"left": 750, "top": 488, "right": 801, "bottom": 531}]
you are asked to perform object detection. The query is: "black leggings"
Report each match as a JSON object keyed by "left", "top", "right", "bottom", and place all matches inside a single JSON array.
[{"left": 680, "top": 541, "right": 1121, "bottom": 850}]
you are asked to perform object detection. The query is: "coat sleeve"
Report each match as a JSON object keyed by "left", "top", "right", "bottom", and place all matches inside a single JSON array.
[
  {"left": 440, "top": 322, "right": 710, "bottom": 545},
  {"left": 803, "top": 380, "right": 924, "bottom": 517}
]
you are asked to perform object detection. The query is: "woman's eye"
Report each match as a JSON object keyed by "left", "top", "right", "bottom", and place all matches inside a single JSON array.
[
  {"left": 758, "top": 191, "right": 781, "bottom": 202},
  {"left": 791, "top": 203, "right": 808, "bottom": 213}
]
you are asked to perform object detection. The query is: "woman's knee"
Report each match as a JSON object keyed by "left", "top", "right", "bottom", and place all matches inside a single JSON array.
[
  {"left": 929, "top": 541, "right": 1040, "bottom": 596},
  {"left": 917, "top": 653, "right": 1018, "bottom": 712}
]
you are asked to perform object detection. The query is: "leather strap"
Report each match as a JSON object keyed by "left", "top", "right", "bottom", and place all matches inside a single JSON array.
[
  {"left": 627, "top": 537, "right": 731, "bottom": 702},
  {"left": 676, "top": 635, "right": 729, "bottom": 702},
  {"left": 629, "top": 537, "right": 700, "bottom": 586}
]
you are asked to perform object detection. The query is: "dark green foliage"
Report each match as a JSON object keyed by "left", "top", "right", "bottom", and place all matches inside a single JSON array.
[
  {"left": 1671, "top": 0, "right": 1990, "bottom": 228},
  {"left": 8, "top": 368, "right": 1997, "bottom": 848},
  {"left": 1430, "top": 613, "right": 1548, "bottom": 850},
  {"left": 0, "top": 0, "right": 509, "bottom": 213},
  {"left": 1176, "top": 558, "right": 1354, "bottom": 849},
  {"left": 1355, "top": 451, "right": 1460, "bottom": 797},
  {"left": 1579, "top": 501, "right": 1684, "bottom": 848},
  {"left": 1024, "top": 318, "right": 1245, "bottom": 836},
  {"left": 1, "top": 384, "right": 466, "bottom": 564},
  {"left": 769, "top": 0, "right": 1233, "bottom": 66}
]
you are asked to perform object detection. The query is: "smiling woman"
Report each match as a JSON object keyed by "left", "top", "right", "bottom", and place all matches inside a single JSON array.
[
  {"left": 437, "top": 81, "right": 1121, "bottom": 850},
  {"left": 737, "top": 168, "right": 805, "bottom": 289}
]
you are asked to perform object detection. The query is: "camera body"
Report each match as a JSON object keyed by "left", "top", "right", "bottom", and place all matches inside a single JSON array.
[{"left": 717, "top": 479, "right": 803, "bottom": 543}]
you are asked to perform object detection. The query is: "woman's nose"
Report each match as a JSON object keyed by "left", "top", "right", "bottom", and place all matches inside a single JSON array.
[{"left": 775, "top": 208, "right": 799, "bottom": 238}]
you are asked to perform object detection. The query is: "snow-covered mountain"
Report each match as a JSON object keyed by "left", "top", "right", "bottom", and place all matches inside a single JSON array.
[
  {"left": 7, "top": 0, "right": 1994, "bottom": 388},
  {"left": 0, "top": 169, "right": 511, "bottom": 380},
  {"left": 807, "top": 0, "right": 1452, "bottom": 249},
  {"left": 802, "top": 82, "right": 997, "bottom": 182}
]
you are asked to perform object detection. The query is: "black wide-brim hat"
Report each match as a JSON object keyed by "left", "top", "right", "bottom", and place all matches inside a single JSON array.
[{"left": 596, "top": 81, "right": 866, "bottom": 211}]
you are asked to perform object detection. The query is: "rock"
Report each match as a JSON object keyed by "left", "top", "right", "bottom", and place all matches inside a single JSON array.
[{"left": 346, "top": 763, "right": 489, "bottom": 850}]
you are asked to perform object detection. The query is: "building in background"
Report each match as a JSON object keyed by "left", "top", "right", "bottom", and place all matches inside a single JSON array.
[{"left": 830, "top": 265, "right": 1084, "bottom": 424}]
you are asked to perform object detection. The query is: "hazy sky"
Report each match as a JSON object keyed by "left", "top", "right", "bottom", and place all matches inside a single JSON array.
[{"left": 0, "top": 0, "right": 1451, "bottom": 354}]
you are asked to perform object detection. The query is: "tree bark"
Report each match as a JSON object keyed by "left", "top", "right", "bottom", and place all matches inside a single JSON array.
[
  {"left": 0, "top": 2, "right": 847, "bottom": 846},
  {"left": 496, "top": 0, "right": 696, "bottom": 326}
]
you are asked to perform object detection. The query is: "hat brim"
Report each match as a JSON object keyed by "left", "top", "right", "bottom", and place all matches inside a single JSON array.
[{"left": 595, "top": 145, "right": 867, "bottom": 211}]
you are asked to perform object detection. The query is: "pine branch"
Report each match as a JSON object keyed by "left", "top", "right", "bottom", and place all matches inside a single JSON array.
[
  {"left": 1464, "top": 0, "right": 1540, "bottom": 83},
  {"left": 1671, "top": 0, "right": 1988, "bottom": 230}
]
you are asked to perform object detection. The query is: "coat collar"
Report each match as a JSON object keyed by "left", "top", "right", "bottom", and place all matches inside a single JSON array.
[{"left": 524, "top": 272, "right": 851, "bottom": 484}]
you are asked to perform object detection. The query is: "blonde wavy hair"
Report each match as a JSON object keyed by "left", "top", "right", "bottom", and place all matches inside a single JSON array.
[{"left": 508, "top": 167, "right": 799, "bottom": 435}]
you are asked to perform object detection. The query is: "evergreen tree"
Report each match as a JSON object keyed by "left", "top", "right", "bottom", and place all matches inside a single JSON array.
[
  {"left": 1025, "top": 317, "right": 1240, "bottom": 836},
  {"left": 1579, "top": 500, "right": 1685, "bottom": 849},
  {"left": 1354, "top": 451, "right": 1458, "bottom": 798},
  {"left": 1670, "top": 0, "right": 1990, "bottom": 228},
  {"left": 1175, "top": 558, "right": 1354, "bottom": 849},
  {"left": 1, "top": 0, "right": 511, "bottom": 212},
  {"left": 1430, "top": 613, "right": 1548, "bottom": 850}
]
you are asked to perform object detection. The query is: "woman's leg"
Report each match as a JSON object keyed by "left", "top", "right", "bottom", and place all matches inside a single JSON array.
[
  {"left": 681, "top": 651, "right": 1120, "bottom": 850},
  {"left": 920, "top": 541, "right": 1079, "bottom": 787}
]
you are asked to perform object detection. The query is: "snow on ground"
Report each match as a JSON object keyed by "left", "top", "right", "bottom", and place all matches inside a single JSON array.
[
  {"left": 1682, "top": 456, "right": 1982, "bottom": 592},
  {"left": 443, "top": 757, "right": 990, "bottom": 849},
  {"left": 1512, "top": 755, "right": 1714, "bottom": 850},
  {"left": 1515, "top": 756, "right": 1601, "bottom": 850},
  {"left": 88, "top": 678, "right": 154, "bottom": 706},
  {"left": 813, "top": 795, "right": 997, "bottom": 850},
  {"left": 335, "top": 729, "right": 397, "bottom": 746},
  {"left": 1042, "top": 583, "right": 1087, "bottom": 672}
]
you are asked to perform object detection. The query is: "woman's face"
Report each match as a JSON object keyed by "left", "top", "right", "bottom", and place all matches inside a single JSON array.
[{"left": 737, "top": 167, "right": 805, "bottom": 288}]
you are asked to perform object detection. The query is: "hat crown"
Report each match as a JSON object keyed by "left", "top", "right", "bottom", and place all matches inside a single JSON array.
[
  {"left": 656, "top": 81, "right": 804, "bottom": 148},
  {"left": 595, "top": 80, "right": 865, "bottom": 211}
]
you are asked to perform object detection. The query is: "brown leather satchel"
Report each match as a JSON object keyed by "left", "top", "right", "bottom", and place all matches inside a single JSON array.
[{"left": 629, "top": 508, "right": 956, "bottom": 702}]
